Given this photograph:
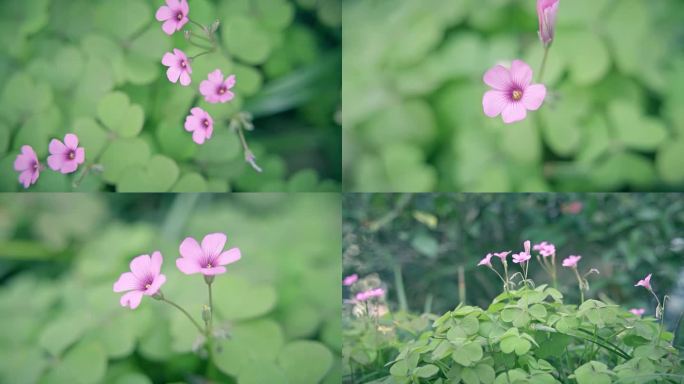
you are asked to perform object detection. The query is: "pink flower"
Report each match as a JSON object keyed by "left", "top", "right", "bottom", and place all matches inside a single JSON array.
[
  {"left": 493, "top": 251, "right": 511, "bottom": 261},
  {"left": 537, "top": 0, "right": 559, "bottom": 47},
  {"left": 533, "top": 241, "right": 556, "bottom": 257},
  {"left": 200, "top": 70, "right": 236, "bottom": 104},
  {"left": 155, "top": 0, "right": 189, "bottom": 35},
  {"left": 343, "top": 274, "right": 358, "bottom": 286},
  {"left": 47, "top": 133, "right": 85, "bottom": 174},
  {"left": 356, "top": 288, "right": 385, "bottom": 301},
  {"left": 635, "top": 273, "right": 652, "bottom": 290},
  {"left": 512, "top": 252, "right": 531, "bottom": 264},
  {"left": 177, "top": 232, "right": 241, "bottom": 276},
  {"left": 184, "top": 107, "right": 213, "bottom": 144},
  {"left": 478, "top": 253, "right": 494, "bottom": 267},
  {"left": 482, "top": 60, "right": 546, "bottom": 124},
  {"left": 562, "top": 255, "right": 581, "bottom": 268},
  {"left": 162, "top": 49, "right": 192, "bottom": 86},
  {"left": 14, "top": 145, "right": 40, "bottom": 188},
  {"left": 113, "top": 252, "right": 167, "bottom": 309},
  {"left": 629, "top": 308, "right": 645, "bottom": 317}
]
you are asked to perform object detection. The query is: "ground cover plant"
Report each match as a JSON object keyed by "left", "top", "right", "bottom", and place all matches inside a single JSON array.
[
  {"left": 343, "top": 0, "right": 684, "bottom": 192},
  {"left": 0, "top": 0, "right": 341, "bottom": 192},
  {"left": 0, "top": 193, "right": 341, "bottom": 383}
]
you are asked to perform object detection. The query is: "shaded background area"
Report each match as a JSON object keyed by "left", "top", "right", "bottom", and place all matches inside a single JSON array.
[
  {"left": 343, "top": 194, "right": 684, "bottom": 323},
  {"left": 343, "top": 0, "right": 684, "bottom": 192},
  {"left": 0, "top": 193, "right": 341, "bottom": 384},
  {"left": 0, "top": 0, "right": 341, "bottom": 192}
]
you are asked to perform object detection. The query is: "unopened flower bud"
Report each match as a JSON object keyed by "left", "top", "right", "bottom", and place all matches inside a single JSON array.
[{"left": 202, "top": 304, "right": 211, "bottom": 323}]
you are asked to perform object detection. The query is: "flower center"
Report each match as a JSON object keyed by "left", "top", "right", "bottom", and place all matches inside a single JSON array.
[
  {"left": 145, "top": 283, "right": 151, "bottom": 289},
  {"left": 180, "top": 60, "right": 186, "bottom": 68},
  {"left": 67, "top": 150, "right": 75, "bottom": 160},
  {"left": 176, "top": 12, "right": 183, "bottom": 21},
  {"left": 206, "top": 262, "right": 213, "bottom": 268},
  {"left": 33, "top": 162, "right": 39, "bottom": 171},
  {"left": 512, "top": 89, "right": 523, "bottom": 101},
  {"left": 202, "top": 119, "right": 210, "bottom": 128},
  {"left": 218, "top": 86, "right": 226, "bottom": 94}
]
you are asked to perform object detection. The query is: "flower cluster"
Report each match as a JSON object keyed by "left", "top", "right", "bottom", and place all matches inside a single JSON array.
[
  {"left": 13, "top": 133, "right": 85, "bottom": 189},
  {"left": 482, "top": 0, "right": 559, "bottom": 124},
  {"left": 155, "top": 0, "right": 261, "bottom": 172},
  {"left": 113, "top": 232, "right": 241, "bottom": 309}
]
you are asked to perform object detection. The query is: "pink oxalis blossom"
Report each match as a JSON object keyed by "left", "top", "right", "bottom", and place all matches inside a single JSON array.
[
  {"left": 184, "top": 107, "right": 213, "bottom": 144},
  {"left": 14, "top": 145, "right": 40, "bottom": 188},
  {"left": 155, "top": 0, "right": 189, "bottom": 36},
  {"left": 533, "top": 241, "right": 556, "bottom": 257},
  {"left": 635, "top": 273, "right": 652, "bottom": 290},
  {"left": 562, "top": 201, "right": 583, "bottom": 215},
  {"left": 162, "top": 48, "right": 192, "bottom": 86},
  {"left": 482, "top": 60, "right": 546, "bottom": 124},
  {"left": 493, "top": 251, "right": 511, "bottom": 261},
  {"left": 356, "top": 288, "right": 385, "bottom": 301},
  {"left": 200, "top": 70, "right": 236, "bottom": 104},
  {"left": 177, "top": 232, "right": 241, "bottom": 276},
  {"left": 478, "top": 253, "right": 494, "bottom": 267},
  {"left": 629, "top": 308, "right": 645, "bottom": 317},
  {"left": 537, "top": 0, "right": 559, "bottom": 47},
  {"left": 512, "top": 240, "right": 531, "bottom": 263},
  {"left": 343, "top": 274, "right": 358, "bottom": 286},
  {"left": 47, "top": 133, "right": 85, "bottom": 174},
  {"left": 113, "top": 252, "right": 167, "bottom": 309},
  {"left": 562, "top": 255, "right": 581, "bottom": 268}
]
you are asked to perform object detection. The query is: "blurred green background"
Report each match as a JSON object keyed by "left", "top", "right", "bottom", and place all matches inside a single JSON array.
[
  {"left": 343, "top": 0, "right": 684, "bottom": 192},
  {"left": 0, "top": 0, "right": 341, "bottom": 192},
  {"left": 0, "top": 193, "right": 341, "bottom": 384},
  {"left": 343, "top": 193, "right": 684, "bottom": 320}
]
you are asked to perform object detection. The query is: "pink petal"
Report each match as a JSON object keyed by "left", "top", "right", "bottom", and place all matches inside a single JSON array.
[
  {"left": 155, "top": 5, "right": 172, "bottom": 21},
  {"left": 176, "top": 257, "right": 201, "bottom": 274},
  {"left": 74, "top": 147, "right": 85, "bottom": 164},
  {"left": 162, "top": 19, "right": 177, "bottom": 35},
  {"left": 167, "top": 0, "right": 181, "bottom": 9},
  {"left": 184, "top": 114, "right": 200, "bottom": 132},
  {"left": 173, "top": 48, "right": 187, "bottom": 61},
  {"left": 179, "top": 71, "right": 191, "bottom": 86},
  {"left": 192, "top": 129, "right": 206, "bottom": 144},
  {"left": 145, "top": 274, "right": 166, "bottom": 295},
  {"left": 224, "top": 74, "right": 236, "bottom": 89},
  {"left": 19, "top": 170, "right": 33, "bottom": 188},
  {"left": 60, "top": 159, "right": 79, "bottom": 174},
  {"left": 47, "top": 154, "right": 63, "bottom": 171},
  {"left": 522, "top": 84, "right": 546, "bottom": 110},
  {"left": 167, "top": 66, "right": 181, "bottom": 83},
  {"left": 190, "top": 107, "right": 204, "bottom": 117},
  {"left": 14, "top": 153, "right": 31, "bottom": 171},
  {"left": 179, "top": 237, "right": 203, "bottom": 261},
  {"left": 150, "top": 251, "right": 163, "bottom": 276},
  {"left": 208, "top": 69, "right": 223, "bottom": 84},
  {"left": 483, "top": 65, "right": 511, "bottom": 91},
  {"left": 49, "top": 138, "right": 66, "bottom": 155},
  {"left": 205, "top": 125, "right": 213, "bottom": 140},
  {"left": 179, "top": 0, "right": 189, "bottom": 14},
  {"left": 113, "top": 272, "right": 139, "bottom": 292},
  {"left": 483, "top": 90, "right": 509, "bottom": 117},
  {"left": 501, "top": 103, "right": 527, "bottom": 124},
  {"left": 217, "top": 248, "right": 241, "bottom": 266},
  {"left": 201, "top": 233, "right": 227, "bottom": 257},
  {"left": 177, "top": 17, "right": 188, "bottom": 30},
  {"left": 120, "top": 291, "right": 144, "bottom": 309},
  {"left": 130, "top": 254, "right": 153, "bottom": 279},
  {"left": 510, "top": 60, "right": 533, "bottom": 88},
  {"left": 201, "top": 266, "right": 227, "bottom": 276},
  {"left": 64, "top": 133, "right": 78, "bottom": 149},
  {"left": 219, "top": 90, "right": 234, "bottom": 103},
  {"left": 199, "top": 79, "right": 214, "bottom": 98},
  {"left": 162, "top": 52, "right": 176, "bottom": 66}
]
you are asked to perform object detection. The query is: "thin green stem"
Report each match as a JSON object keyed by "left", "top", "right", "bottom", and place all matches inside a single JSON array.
[
  {"left": 538, "top": 45, "right": 550, "bottom": 82},
  {"left": 190, "top": 50, "right": 213, "bottom": 60},
  {"left": 160, "top": 297, "right": 204, "bottom": 334},
  {"left": 573, "top": 267, "right": 585, "bottom": 303},
  {"left": 188, "top": 17, "right": 207, "bottom": 32}
]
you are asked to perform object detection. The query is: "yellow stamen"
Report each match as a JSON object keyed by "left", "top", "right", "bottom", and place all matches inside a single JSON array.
[{"left": 512, "top": 90, "right": 523, "bottom": 101}]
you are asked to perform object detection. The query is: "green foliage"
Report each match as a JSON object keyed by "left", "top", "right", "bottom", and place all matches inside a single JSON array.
[
  {"left": 343, "top": 0, "right": 684, "bottom": 191},
  {"left": 351, "top": 285, "right": 680, "bottom": 384},
  {"left": 0, "top": 193, "right": 341, "bottom": 383},
  {"left": 0, "top": 0, "right": 341, "bottom": 192}
]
